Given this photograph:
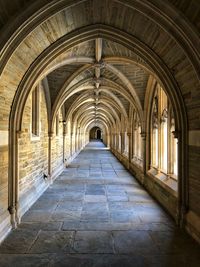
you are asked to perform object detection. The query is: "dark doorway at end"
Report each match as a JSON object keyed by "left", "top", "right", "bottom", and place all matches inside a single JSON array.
[{"left": 90, "top": 127, "right": 102, "bottom": 141}]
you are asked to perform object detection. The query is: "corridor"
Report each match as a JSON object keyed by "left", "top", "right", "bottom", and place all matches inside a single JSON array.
[{"left": 0, "top": 141, "right": 199, "bottom": 266}]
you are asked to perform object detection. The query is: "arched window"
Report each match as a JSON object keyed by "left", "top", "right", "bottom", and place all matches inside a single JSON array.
[{"left": 150, "top": 85, "right": 178, "bottom": 184}]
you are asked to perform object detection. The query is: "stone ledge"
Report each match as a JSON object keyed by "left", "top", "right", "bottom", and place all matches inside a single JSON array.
[{"left": 147, "top": 168, "right": 178, "bottom": 197}]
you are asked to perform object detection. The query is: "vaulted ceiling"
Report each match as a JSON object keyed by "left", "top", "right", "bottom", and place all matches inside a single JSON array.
[
  {"left": 44, "top": 37, "right": 150, "bottom": 132},
  {"left": 1, "top": 0, "right": 200, "bottom": 134}
]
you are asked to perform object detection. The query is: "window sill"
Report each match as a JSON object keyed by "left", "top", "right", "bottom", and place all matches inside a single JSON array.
[
  {"left": 30, "top": 134, "right": 40, "bottom": 141},
  {"left": 148, "top": 168, "right": 178, "bottom": 197}
]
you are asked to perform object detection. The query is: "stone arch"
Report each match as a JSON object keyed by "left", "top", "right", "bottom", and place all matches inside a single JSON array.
[{"left": 6, "top": 24, "right": 189, "bottom": 228}]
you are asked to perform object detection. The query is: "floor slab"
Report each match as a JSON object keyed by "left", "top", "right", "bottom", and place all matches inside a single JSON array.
[{"left": 0, "top": 141, "right": 199, "bottom": 266}]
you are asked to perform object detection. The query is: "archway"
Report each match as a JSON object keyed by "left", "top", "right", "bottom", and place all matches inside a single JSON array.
[
  {"left": 90, "top": 127, "right": 102, "bottom": 141},
  {"left": 1, "top": 0, "right": 200, "bottom": 243}
]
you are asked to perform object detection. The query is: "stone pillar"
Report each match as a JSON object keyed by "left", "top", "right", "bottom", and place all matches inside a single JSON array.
[
  {"left": 79, "top": 131, "right": 83, "bottom": 149},
  {"left": 8, "top": 129, "right": 17, "bottom": 229},
  {"left": 48, "top": 132, "right": 53, "bottom": 184},
  {"left": 120, "top": 132, "right": 124, "bottom": 154},
  {"left": 8, "top": 133, "right": 17, "bottom": 228},
  {"left": 173, "top": 130, "right": 186, "bottom": 226},
  {"left": 63, "top": 126, "right": 66, "bottom": 163},
  {"left": 14, "top": 130, "right": 23, "bottom": 225},
  {"left": 141, "top": 132, "right": 146, "bottom": 174},
  {"left": 70, "top": 133, "right": 73, "bottom": 157},
  {"left": 8, "top": 129, "right": 24, "bottom": 227},
  {"left": 127, "top": 132, "right": 132, "bottom": 163},
  {"left": 74, "top": 132, "right": 77, "bottom": 153},
  {"left": 110, "top": 133, "right": 113, "bottom": 148},
  {"left": 8, "top": 205, "right": 16, "bottom": 229}
]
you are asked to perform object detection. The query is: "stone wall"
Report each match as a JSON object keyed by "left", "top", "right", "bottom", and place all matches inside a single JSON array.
[
  {"left": 18, "top": 85, "right": 49, "bottom": 216},
  {"left": 0, "top": 0, "right": 200, "bottom": 244},
  {"left": 111, "top": 148, "right": 178, "bottom": 220}
]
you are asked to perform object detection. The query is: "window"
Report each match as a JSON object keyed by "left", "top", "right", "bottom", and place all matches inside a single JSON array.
[
  {"left": 32, "top": 86, "right": 40, "bottom": 136},
  {"left": 150, "top": 85, "right": 178, "bottom": 180}
]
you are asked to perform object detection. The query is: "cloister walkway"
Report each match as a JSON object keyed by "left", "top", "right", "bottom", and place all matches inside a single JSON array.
[{"left": 0, "top": 141, "right": 199, "bottom": 266}]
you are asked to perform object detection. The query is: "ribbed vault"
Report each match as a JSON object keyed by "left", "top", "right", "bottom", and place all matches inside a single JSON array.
[
  {"left": 44, "top": 37, "right": 150, "bottom": 136},
  {"left": 1, "top": 0, "right": 200, "bottom": 245}
]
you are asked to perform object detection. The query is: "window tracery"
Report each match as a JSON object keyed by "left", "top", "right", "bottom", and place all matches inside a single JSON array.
[{"left": 150, "top": 85, "right": 178, "bottom": 185}]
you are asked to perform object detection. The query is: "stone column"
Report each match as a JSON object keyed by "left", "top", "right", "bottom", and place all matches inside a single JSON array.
[
  {"left": 120, "top": 132, "right": 124, "bottom": 154},
  {"left": 63, "top": 125, "right": 66, "bottom": 163},
  {"left": 110, "top": 133, "right": 113, "bottom": 148},
  {"left": 8, "top": 130, "right": 23, "bottom": 228},
  {"left": 14, "top": 130, "right": 23, "bottom": 225},
  {"left": 75, "top": 132, "right": 77, "bottom": 153},
  {"left": 127, "top": 132, "right": 132, "bottom": 163},
  {"left": 48, "top": 132, "right": 53, "bottom": 184},
  {"left": 140, "top": 132, "right": 146, "bottom": 174},
  {"left": 70, "top": 132, "right": 73, "bottom": 157},
  {"left": 173, "top": 130, "right": 186, "bottom": 226}
]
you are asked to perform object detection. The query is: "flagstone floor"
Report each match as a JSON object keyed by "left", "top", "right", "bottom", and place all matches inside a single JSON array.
[{"left": 0, "top": 141, "right": 199, "bottom": 266}]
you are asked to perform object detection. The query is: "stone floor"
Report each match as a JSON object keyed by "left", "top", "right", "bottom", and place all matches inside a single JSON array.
[{"left": 0, "top": 141, "right": 199, "bottom": 267}]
